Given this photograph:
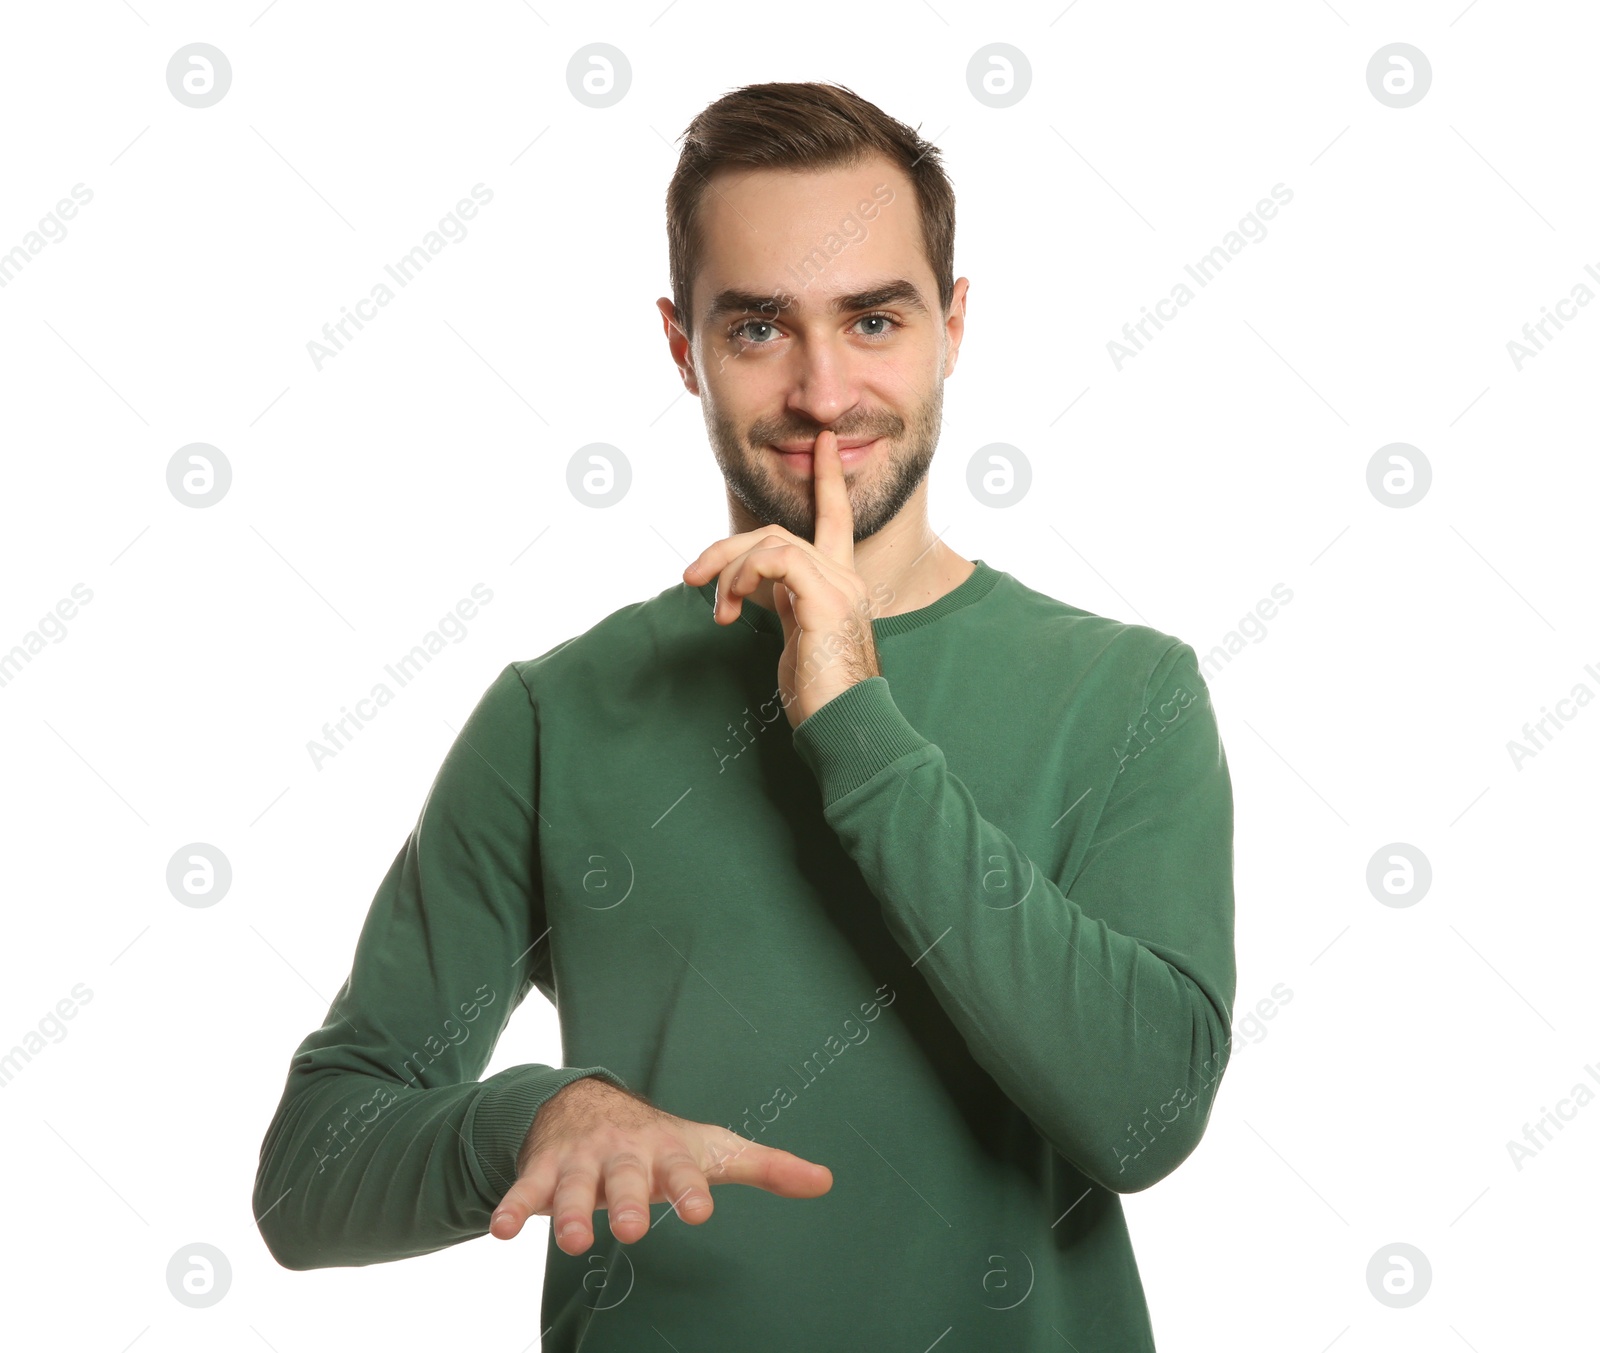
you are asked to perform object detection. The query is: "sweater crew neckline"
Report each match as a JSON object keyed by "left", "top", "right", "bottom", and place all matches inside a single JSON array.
[{"left": 695, "top": 557, "right": 1002, "bottom": 639}]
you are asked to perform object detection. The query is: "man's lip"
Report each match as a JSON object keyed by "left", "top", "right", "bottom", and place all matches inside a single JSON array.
[{"left": 770, "top": 436, "right": 882, "bottom": 454}]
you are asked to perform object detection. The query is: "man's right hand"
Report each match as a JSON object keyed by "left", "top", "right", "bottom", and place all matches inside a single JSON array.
[{"left": 488, "top": 1076, "right": 833, "bottom": 1255}]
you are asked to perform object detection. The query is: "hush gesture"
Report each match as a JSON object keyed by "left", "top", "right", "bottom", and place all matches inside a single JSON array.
[{"left": 683, "top": 427, "right": 881, "bottom": 729}]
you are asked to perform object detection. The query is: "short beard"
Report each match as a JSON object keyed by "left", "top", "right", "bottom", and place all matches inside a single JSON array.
[{"left": 702, "top": 378, "right": 944, "bottom": 544}]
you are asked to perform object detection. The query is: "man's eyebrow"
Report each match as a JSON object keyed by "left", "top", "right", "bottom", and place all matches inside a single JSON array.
[{"left": 704, "top": 278, "right": 930, "bottom": 326}]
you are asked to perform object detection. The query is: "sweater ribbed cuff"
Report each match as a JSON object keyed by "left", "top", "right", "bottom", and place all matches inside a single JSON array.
[
  {"left": 791, "top": 677, "right": 931, "bottom": 807},
  {"left": 468, "top": 1063, "right": 628, "bottom": 1200}
]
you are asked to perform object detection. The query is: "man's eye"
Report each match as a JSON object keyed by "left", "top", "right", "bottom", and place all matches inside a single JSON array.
[
  {"left": 855, "top": 312, "right": 901, "bottom": 339},
  {"left": 727, "top": 313, "right": 902, "bottom": 346},
  {"left": 730, "top": 319, "right": 779, "bottom": 344}
]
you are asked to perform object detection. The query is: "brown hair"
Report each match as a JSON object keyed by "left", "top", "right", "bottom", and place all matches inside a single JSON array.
[{"left": 665, "top": 81, "right": 956, "bottom": 344}]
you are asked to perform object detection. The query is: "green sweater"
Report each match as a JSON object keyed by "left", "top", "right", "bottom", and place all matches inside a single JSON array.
[{"left": 253, "top": 557, "right": 1236, "bottom": 1350}]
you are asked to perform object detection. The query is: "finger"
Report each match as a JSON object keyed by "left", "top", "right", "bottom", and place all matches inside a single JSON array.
[
  {"left": 810, "top": 429, "right": 855, "bottom": 565},
  {"left": 491, "top": 1150, "right": 560, "bottom": 1239},
  {"left": 719, "top": 545, "right": 836, "bottom": 629},
  {"left": 654, "top": 1144, "right": 715, "bottom": 1226},
  {"left": 683, "top": 526, "right": 797, "bottom": 587},
  {"left": 710, "top": 535, "right": 788, "bottom": 624},
  {"left": 601, "top": 1150, "right": 652, "bottom": 1244},
  {"left": 703, "top": 1130, "right": 834, "bottom": 1200},
  {"left": 489, "top": 1185, "right": 530, "bottom": 1240},
  {"left": 685, "top": 522, "right": 853, "bottom": 593},
  {"left": 549, "top": 1161, "right": 602, "bottom": 1256}
]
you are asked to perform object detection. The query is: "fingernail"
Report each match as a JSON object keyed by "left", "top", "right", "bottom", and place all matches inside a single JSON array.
[{"left": 559, "top": 1221, "right": 584, "bottom": 1239}]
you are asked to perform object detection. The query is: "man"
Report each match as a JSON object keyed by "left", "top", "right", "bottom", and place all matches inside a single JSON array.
[{"left": 254, "top": 81, "right": 1236, "bottom": 1351}]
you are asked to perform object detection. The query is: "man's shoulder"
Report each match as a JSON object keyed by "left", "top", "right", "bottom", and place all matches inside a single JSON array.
[
  {"left": 505, "top": 576, "right": 702, "bottom": 691},
  {"left": 984, "top": 567, "right": 1218, "bottom": 767},
  {"left": 987, "top": 564, "right": 1197, "bottom": 690}
]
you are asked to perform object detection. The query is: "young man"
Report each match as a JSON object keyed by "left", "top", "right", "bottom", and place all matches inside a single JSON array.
[{"left": 254, "top": 81, "right": 1236, "bottom": 1351}]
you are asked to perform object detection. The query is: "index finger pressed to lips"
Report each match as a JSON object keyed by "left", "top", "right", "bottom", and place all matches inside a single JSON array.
[{"left": 809, "top": 428, "right": 855, "bottom": 565}]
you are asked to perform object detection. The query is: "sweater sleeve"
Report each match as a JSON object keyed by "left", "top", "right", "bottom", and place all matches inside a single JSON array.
[
  {"left": 789, "top": 641, "right": 1235, "bottom": 1193},
  {"left": 252, "top": 662, "right": 627, "bottom": 1270}
]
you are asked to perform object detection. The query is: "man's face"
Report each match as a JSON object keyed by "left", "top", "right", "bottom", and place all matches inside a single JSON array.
[{"left": 662, "top": 154, "right": 965, "bottom": 544}]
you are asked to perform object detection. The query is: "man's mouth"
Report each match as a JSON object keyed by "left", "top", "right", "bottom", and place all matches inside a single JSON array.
[{"left": 768, "top": 436, "right": 883, "bottom": 468}]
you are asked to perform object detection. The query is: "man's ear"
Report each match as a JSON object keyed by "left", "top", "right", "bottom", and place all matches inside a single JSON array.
[
  {"left": 942, "top": 276, "right": 969, "bottom": 379},
  {"left": 657, "top": 297, "right": 700, "bottom": 395}
]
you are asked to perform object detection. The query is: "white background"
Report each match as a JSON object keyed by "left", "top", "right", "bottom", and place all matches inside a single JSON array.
[{"left": 1, "top": 2, "right": 1595, "bottom": 1349}]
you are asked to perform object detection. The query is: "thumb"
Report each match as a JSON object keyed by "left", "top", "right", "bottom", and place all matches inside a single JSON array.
[{"left": 701, "top": 1127, "right": 833, "bottom": 1199}]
